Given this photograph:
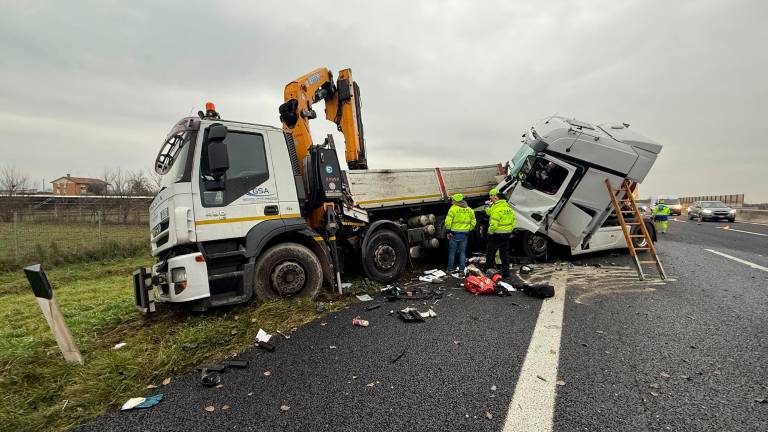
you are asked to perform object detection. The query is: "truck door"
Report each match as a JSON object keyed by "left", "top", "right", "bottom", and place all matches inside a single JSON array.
[
  {"left": 506, "top": 154, "right": 577, "bottom": 234},
  {"left": 192, "top": 124, "right": 280, "bottom": 242}
]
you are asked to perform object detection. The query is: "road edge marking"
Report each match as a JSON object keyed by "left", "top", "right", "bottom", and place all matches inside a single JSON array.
[
  {"left": 716, "top": 227, "right": 768, "bottom": 237},
  {"left": 705, "top": 249, "right": 768, "bottom": 272},
  {"left": 503, "top": 273, "right": 567, "bottom": 432}
]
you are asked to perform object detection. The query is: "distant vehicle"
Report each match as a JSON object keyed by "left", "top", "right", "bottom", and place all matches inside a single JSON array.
[
  {"left": 650, "top": 195, "right": 682, "bottom": 216},
  {"left": 687, "top": 201, "right": 736, "bottom": 222}
]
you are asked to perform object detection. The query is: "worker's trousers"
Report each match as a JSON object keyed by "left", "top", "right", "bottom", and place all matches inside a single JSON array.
[
  {"left": 485, "top": 233, "right": 510, "bottom": 277},
  {"left": 654, "top": 220, "right": 669, "bottom": 233},
  {"left": 447, "top": 231, "right": 469, "bottom": 272}
]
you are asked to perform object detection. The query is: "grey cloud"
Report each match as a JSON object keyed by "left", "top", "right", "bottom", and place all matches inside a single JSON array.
[{"left": 1, "top": 0, "right": 766, "bottom": 200}]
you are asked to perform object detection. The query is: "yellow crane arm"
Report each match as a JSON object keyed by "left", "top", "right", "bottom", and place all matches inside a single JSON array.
[{"left": 279, "top": 67, "right": 368, "bottom": 172}]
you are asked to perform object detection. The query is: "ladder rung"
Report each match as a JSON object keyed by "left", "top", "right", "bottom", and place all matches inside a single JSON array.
[
  {"left": 629, "top": 235, "right": 645, "bottom": 238},
  {"left": 634, "top": 247, "right": 650, "bottom": 251},
  {"left": 620, "top": 210, "right": 636, "bottom": 213},
  {"left": 639, "top": 260, "right": 657, "bottom": 264},
  {"left": 625, "top": 222, "right": 641, "bottom": 225}
]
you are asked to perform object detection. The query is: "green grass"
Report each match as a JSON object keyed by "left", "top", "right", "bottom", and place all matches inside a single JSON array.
[
  {"left": 0, "top": 257, "right": 374, "bottom": 431},
  {"left": 0, "top": 222, "right": 149, "bottom": 272}
]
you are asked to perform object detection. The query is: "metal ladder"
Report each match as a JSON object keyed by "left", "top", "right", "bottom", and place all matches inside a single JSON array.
[{"left": 606, "top": 179, "right": 667, "bottom": 280}]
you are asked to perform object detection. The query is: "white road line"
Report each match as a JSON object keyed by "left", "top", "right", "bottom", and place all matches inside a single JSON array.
[
  {"left": 503, "top": 273, "right": 567, "bottom": 432},
  {"left": 705, "top": 249, "right": 768, "bottom": 272},
  {"left": 717, "top": 227, "right": 768, "bottom": 237}
]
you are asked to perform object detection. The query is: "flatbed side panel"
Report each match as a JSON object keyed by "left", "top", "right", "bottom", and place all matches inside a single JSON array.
[
  {"left": 440, "top": 165, "right": 501, "bottom": 200},
  {"left": 348, "top": 164, "right": 500, "bottom": 209}
]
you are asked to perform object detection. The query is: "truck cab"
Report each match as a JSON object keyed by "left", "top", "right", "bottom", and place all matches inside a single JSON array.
[
  {"left": 496, "top": 116, "right": 662, "bottom": 259},
  {"left": 142, "top": 114, "right": 329, "bottom": 311}
]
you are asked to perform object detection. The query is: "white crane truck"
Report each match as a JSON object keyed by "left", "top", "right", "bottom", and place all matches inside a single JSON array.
[{"left": 133, "top": 68, "right": 662, "bottom": 313}]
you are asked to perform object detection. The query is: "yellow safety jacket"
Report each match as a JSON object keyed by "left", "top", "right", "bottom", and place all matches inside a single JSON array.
[
  {"left": 488, "top": 200, "right": 515, "bottom": 234},
  {"left": 445, "top": 203, "right": 477, "bottom": 233}
]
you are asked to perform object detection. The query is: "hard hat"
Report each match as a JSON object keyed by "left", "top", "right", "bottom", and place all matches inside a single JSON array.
[
  {"left": 489, "top": 188, "right": 499, "bottom": 196},
  {"left": 658, "top": 199, "right": 665, "bottom": 204},
  {"left": 452, "top": 193, "right": 464, "bottom": 202}
]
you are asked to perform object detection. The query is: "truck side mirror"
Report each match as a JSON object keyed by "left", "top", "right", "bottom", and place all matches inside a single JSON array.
[{"left": 207, "top": 124, "right": 229, "bottom": 179}]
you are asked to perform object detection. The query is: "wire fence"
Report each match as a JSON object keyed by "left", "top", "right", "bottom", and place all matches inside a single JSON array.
[{"left": 0, "top": 209, "right": 150, "bottom": 271}]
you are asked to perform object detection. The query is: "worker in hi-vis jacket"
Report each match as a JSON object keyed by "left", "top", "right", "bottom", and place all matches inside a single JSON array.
[
  {"left": 445, "top": 193, "right": 476, "bottom": 273},
  {"left": 653, "top": 199, "right": 671, "bottom": 234},
  {"left": 485, "top": 188, "right": 515, "bottom": 278}
]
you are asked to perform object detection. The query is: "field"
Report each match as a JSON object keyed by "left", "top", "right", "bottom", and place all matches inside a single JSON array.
[
  {"left": 0, "top": 222, "right": 149, "bottom": 271},
  {"left": 0, "top": 256, "right": 370, "bottom": 431}
]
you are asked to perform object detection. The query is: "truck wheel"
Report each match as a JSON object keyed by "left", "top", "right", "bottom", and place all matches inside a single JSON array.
[
  {"left": 520, "top": 231, "right": 551, "bottom": 261},
  {"left": 631, "top": 223, "right": 650, "bottom": 248},
  {"left": 254, "top": 243, "right": 322, "bottom": 299},
  {"left": 362, "top": 229, "right": 407, "bottom": 283}
]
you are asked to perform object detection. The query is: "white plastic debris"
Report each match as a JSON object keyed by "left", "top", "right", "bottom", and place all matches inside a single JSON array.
[
  {"left": 341, "top": 282, "right": 353, "bottom": 289},
  {"left": 424, "top": 269, "right": 447, "bottom": 277},
  {"left": 112, "top": 342, "right": 127, "bottom": 350},
  {"left": 256, "top": 329, "right": 272, "bottom": 343},
  {"left": 355, "top": 294, "right": 374, "bottom": 302},
  {"left": 121, "top": 397, "right": 145, "bottom": 411},
  {"left": 497, "top": 281, "right": 516, "bottom": 292}
]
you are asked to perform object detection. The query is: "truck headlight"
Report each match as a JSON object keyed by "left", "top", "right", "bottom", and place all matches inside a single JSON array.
[{"left": 171, "top": 267, "right": 187, "bottom": 294}]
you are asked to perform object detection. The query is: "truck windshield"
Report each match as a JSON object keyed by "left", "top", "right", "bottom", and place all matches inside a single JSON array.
[
  {"left": 156, "top": 131, "right": 193, "bottom": 188},
  {"left": 507, "top": 144, "right": 535, "bottom": 179}
]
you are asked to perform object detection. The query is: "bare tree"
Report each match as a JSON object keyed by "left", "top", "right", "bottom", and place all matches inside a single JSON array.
[
  {"left": 102, "top": 168, "right": 130, "bottom": 197},
  {"left": 147, "top": 169, "right": 162, "bottom": 195},
  {"left": 0, "top": 165, "right": 30, "bottom": 195},
  {"left": 127, "top": 170, "right": 152, "bottom": 196}
]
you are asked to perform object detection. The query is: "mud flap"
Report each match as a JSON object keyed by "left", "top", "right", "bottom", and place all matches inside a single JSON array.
[{"left": 133, "top": 267, "right": 155, "bottom": 314}]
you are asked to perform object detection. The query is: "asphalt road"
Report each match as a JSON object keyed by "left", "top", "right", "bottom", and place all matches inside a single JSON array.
[{"left": 78, "top": 219, "right": 768, "bottom": 432}]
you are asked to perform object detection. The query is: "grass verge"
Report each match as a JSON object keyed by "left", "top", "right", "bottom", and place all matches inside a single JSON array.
[{"left": 0, "top": 257, "right": 375, "bottom": 431}]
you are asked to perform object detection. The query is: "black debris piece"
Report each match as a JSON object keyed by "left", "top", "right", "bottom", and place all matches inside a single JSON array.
[
  {"left": 225, "top": 360, "right": 249, "bottom": 369},
  {"left": 391, "top": 348, "right": 407, "bottom": 364},
  {"left": 364, "top": 304, "right": 382, "bottom": 312},
  {"left": 200, "top": 369, "right": 222, "bottom": 387},
  {"left": 197, "top": 364, "right": 227, "bottom": 373},
  {"left": 257, "top": 341, "right": 276, "bottom": 351}
]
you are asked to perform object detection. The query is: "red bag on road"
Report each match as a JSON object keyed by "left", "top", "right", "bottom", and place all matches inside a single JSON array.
[{"left": 464, "top": 275, "right": 495, "bottom": 295}]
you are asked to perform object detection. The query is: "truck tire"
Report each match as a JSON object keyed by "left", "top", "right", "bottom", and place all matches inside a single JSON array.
[
  {"left": 362, "top": 229, "right": 407, "bottom": 283},
  {"left": 254, "top": 243, "right": 323, "bottom": 300},
  {"left": 520, "top": 231, "right": 552, "bottom": 261},
  {"left": 630, "top": 223, "right": 651, "bottom": 248}
]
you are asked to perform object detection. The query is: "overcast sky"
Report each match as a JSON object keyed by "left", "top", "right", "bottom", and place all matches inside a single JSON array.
[{"left": 1, "top": 0, "right": 766, "bottom": 201}]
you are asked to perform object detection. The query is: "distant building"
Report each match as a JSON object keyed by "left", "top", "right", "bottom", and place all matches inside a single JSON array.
[{"left": 50, "top": 174, "right": 108, "bottom": 196}]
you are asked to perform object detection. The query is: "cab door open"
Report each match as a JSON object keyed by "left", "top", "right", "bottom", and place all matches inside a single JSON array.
[{"left": 504, "top": 154, "right": 577, "bottom": 234}]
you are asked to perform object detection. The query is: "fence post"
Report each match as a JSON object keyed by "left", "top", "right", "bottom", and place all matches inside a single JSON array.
[
  {"left": 13, "top": 210, "right": 20, "bottom": 262},
  {"left": 97, "top": 210, "right": 102, "bottom": 247}
]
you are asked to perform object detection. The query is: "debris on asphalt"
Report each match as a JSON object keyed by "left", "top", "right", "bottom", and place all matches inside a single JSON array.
[
  {"left": 364, "top": 304, "right": 382, "bottom": 311},
  {"left": 264, "top": 371, "right": 272, "bottom": 376},
  {"left": 660, "top": 372, "right": 671, "bottom": 378},
  {"left": 519, "top": 283, "right": 555, "bottom": 298},
  {"left": 162, "top": 377, "right": 171, "bottom": 386},
  {"left": 204, "top": 405, "right": 215, "bottom": 412},
  {"left": 484, "top": 409, "right": 493, "bottom": 419},
  {"left": 197, "top": 364, "right": 226, "bottom": 373},
  {"left": 465, "top": 264, "right": 484, "bottom": 277},
  {"left": 418, "top": 309, "right": 438, "bottom": 318},
  {"left": 222, "top": 404, "right": 230, "bottom": 411},
  {"left": 397, "top": 308, "right": 426, "bottom": 323},
  {"left": 391, "top": 348, "right": 406, "bottom": 364},
  {"left": 754, "top": 398, "right": 767, "bottom": 404},
  {"left": 355, "top": 294, "right": 374, "bottom": 302},
  {"left": 112, "top": 342, "right": 126, "bottom": 350},
  {"left": 490, "top": 385, "right": 497, "bottom": 391},
  {"left": 145, "top": 384, "right": 158, "bottom": 389},
  {"left": 201, "top": 369, "right": 222, "bottom": 387},
  {"left": 464, "top": 274, "right": 495, "bottom": 295},
  {"left": 121, "top": 394, "right": 163, "bottom": 411},
  {"left": 536, "top": 375, "right": 547, "bottom": 382},
  {"left": 329, "top": 345, "right": 337, "bottom": 349},
  {"left": 280, "top": 404, "right": 290, "bottom": 412},
  {"left": 556, "top": 380, "right": 566, "bottom": 386},
  {"left": 216, "top": 384, "right": 224, "bottom": 389},
  {"left": 225, "top": 360, "right": 249, "bottom": 369},
  {"left": 256, "top": 329, "right": 275, "bottom": 351},
  {"left": 276, "top": 330, "right": 291, "bottom": 340},
  {"left": 520, "top": 265, "right": 534, "bottom": 274},
  {"left": 650, "top": 391, "right": 659, "bottom": 397},
  {"left": 649, "top": 383, "right": 659, "bottom": 389},
  {"left": 352, "top": 316, "right": 370, "bottom": 327}
]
